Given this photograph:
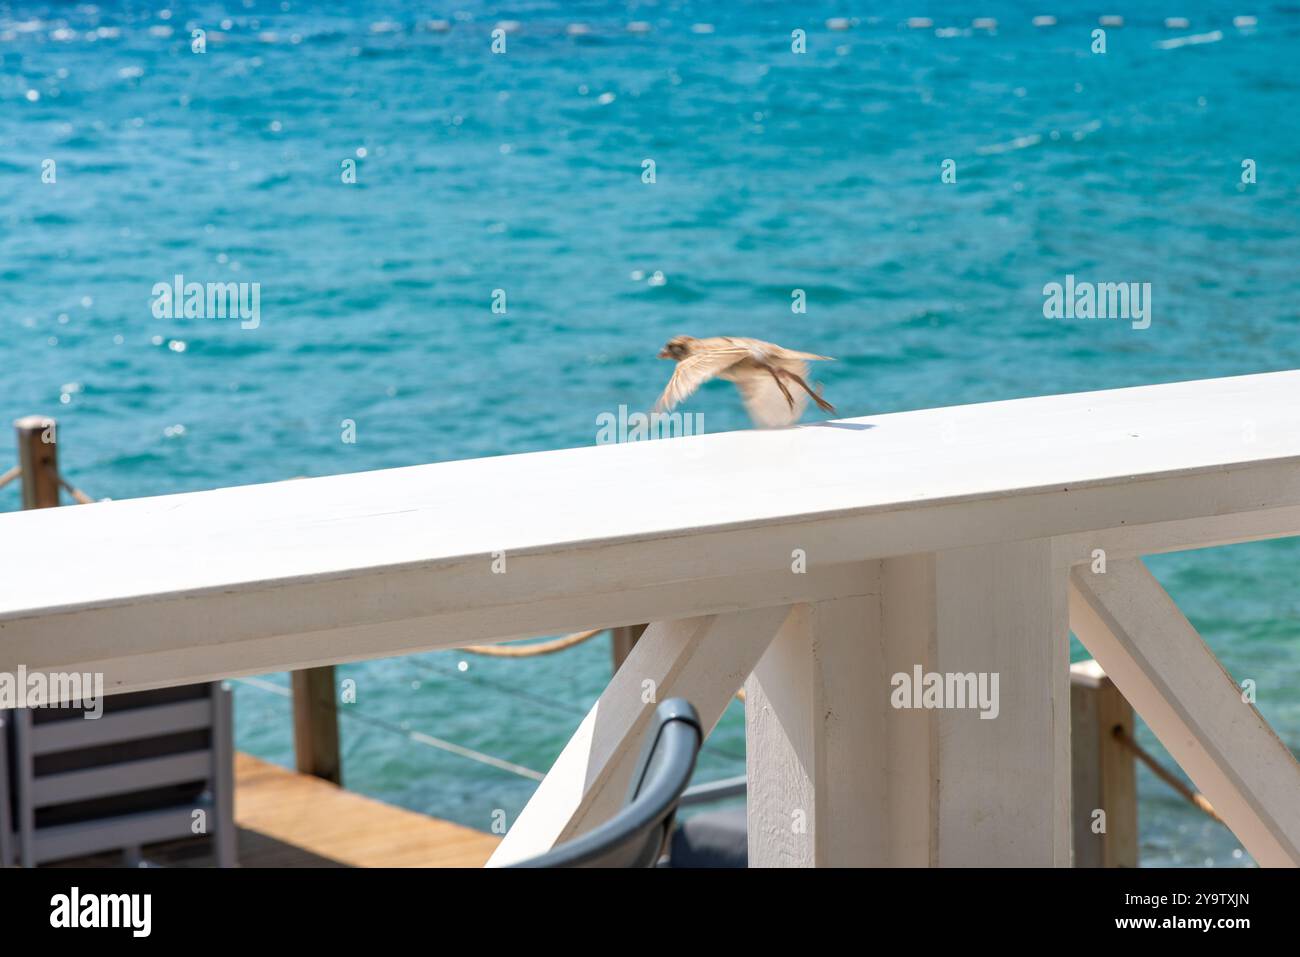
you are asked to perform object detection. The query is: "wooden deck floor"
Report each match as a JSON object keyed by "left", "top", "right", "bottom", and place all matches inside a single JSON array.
[
  {"left": 232, "top": 753, "right": 500, "bottom": 867},
  {"left": 54, "top": 753, "right": 501, "bottom": 868}
]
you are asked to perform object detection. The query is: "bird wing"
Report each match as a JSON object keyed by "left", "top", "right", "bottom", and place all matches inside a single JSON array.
[
  {"left": 762, "top": 341, "right": 835, "bottom": 361},
  {"left": 724, "top": 337, "right": 834, "bottom": 362},
  {"left": 733, "top": 359, "right": 810, "bottom": 428},
  {"left": 654, "top": 349, "right": 748, "bottom": 412},
  {"left": 775, "top": 349, "right": 834, "bottom": 361}
]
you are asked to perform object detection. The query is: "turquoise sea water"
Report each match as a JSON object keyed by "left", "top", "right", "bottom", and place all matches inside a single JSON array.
[{"left": 3, "top": 2, "right": 1298, "bottom": 866}]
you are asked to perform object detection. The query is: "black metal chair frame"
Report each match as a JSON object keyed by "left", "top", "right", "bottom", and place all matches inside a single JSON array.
[{"left": 512, "top": 698, "right": 702, "bottom": 868}]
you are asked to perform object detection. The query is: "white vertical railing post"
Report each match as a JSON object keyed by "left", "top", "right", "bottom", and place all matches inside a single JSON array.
[
  {"left": 745, "top": 591, "right": 883, "bottom": 866},
  {"left": 924, "top": 541, "right": 1072, "bottom": 866},
  {"left": 747, "top": 543, "right": 1071, "bottom": 866}
]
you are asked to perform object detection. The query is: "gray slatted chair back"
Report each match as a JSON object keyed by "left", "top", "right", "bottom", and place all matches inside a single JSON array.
[{"left": 0, "top": 681, "right": 236, "bottom": 867}]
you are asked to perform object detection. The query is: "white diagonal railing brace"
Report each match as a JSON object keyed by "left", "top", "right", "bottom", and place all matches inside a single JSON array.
[
  {"left": 1069, "top": 560, "right": 1300, "bottom": 867},
  {"left": 488, "top": 605, "right": 796, "bottom": 866}
]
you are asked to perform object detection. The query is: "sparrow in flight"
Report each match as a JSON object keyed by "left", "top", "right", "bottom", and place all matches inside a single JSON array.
[{"left": 655, "top": 335, "right": 836, "bottom": 427}]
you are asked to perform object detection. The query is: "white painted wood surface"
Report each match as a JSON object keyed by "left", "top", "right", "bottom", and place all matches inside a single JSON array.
[
  {"left": 932, "top": 542, "right": 1072, "bottom": 865},
  {"left": 488, "top": 606, "right": 794, "bottom": 866},
  {"left": 745, "top": 593, "right": 882, "bottom": 866},
  {"left": 2, "top": 370, "right": 1298, "bottom": 688},
  {"left": 1, "top": 563, "right": 870, "bottom": 696},
  {"left": 871, "top": 544, "right": 1072, "bottom": 866},
  {"left": 1069, "top": 561, "right": 1300, "bottom": 867},
  {"left": 744, "top": 547, "right": 1070, "bottom": 867}
]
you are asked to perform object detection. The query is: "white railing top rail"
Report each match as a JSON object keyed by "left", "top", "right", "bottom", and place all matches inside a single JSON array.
[{"left": 1, "top": 369, "right": 1298, "bottom": 692}]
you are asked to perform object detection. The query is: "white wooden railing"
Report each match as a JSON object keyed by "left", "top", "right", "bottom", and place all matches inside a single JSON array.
[{"left": 2, "top": 370, "right": 1299, "bottom": 866}]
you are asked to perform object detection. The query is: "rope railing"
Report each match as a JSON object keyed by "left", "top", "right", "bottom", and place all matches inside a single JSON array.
[
  {"left": 56, "top": 472, "right": 96, "bottom": 505},
  {"left": 0, "top": 460, "right": 100, "bottom": 503},
  {"left": 1114, "top": 725, "right": 1223, "bottom": 824},
  {"left": 457, "top": 628, "right": 603, "bottom": 658}
]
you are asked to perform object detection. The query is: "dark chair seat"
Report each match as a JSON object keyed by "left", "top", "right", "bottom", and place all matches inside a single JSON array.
[{"left": 669, "top": 807, "right": 748, "bottom": 868}]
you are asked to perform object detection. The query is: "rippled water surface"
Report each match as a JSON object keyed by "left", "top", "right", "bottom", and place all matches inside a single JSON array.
[{"left": 3, "top": 1, "right": 1298, "bottom": 866}]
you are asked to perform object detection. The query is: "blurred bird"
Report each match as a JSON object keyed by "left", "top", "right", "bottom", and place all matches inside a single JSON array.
[{"left": 655, "top": 335, "right": 836, "bottom": 427}]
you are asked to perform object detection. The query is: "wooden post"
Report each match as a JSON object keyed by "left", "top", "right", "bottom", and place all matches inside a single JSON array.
[
  {"left": 1070, "top": 659, "right": 1138, "bottom": 867},
  {"left": 12, "top": 417, "right": 60, "bottom": 865},
  {"left": 291, "top": 667, "right": 341, "bottom": 785},
  {"left": 14, "top": 416, "right": 60, "bottom": 509},
  {"left": 610, "top": 623, "right": 646, "bottom": 673}
]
